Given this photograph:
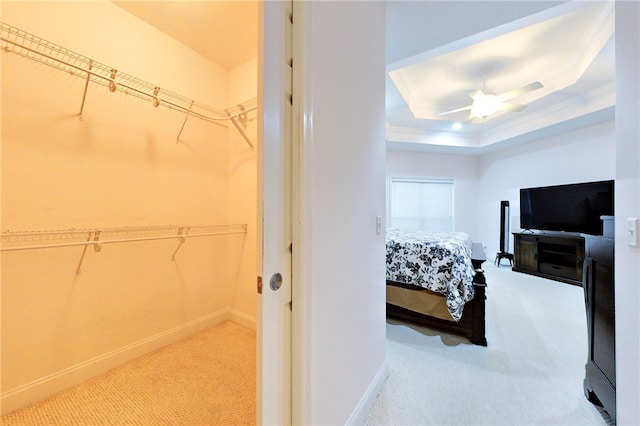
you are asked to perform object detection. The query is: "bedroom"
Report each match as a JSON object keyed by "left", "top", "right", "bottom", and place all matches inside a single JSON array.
[
  {"left": 384, "top": 3, "right": 615, "bottom": 347},
  {"left": 383, "top": 0, "right": 636, "bottom": 424}
]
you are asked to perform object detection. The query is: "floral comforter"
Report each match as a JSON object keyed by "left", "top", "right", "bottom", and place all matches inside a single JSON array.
[{"left": 385, "top": 229, "right": 476, "bottom": 321}]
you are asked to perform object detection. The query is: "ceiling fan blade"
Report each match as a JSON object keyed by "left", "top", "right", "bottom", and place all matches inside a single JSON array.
[
  {"left": 498, "top": 102, "right": 527, "bottom": 112},
  {"left": 441, "top": 81, "right": 540, "bottom": 118},
  {"left": 498, "top": 81, "right": 543, "bottom": 101},
  {"left": 436, "top": 105, "right": 473, "bottom": 116},
  {"left": 467, "top": 89, "right": 485, "bottom": 101}
]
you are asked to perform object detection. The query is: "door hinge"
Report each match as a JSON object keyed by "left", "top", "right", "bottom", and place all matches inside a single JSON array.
[
  {"left": 257, "top": 276, "right": 263, "bottom": 294},
  {"left": 285, "top": 4, "right": 293, "bottom": 106}
]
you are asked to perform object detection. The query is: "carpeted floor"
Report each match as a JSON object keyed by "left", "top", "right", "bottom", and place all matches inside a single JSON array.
[
  {"left": 365, "top": 263, "right": 615, "bottom": 426},
  {"left": 1, "top": 321, "right": 256, "bottom": 426},
  {"left": 3, "top": 265, "right": 617, "bottom": 425}
]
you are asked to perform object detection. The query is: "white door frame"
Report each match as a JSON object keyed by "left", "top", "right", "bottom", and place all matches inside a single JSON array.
[
  {"left": 257, "top": 1, "right": 294, "bottom": 424},
  {"left": 259, "top": 1, "right": 314, "bottom": 424},
  {"left": 291, "top": 1, "right": 312, "bottom": 424}
]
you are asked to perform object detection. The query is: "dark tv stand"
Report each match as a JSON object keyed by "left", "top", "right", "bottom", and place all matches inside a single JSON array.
[{"left": 512, "top": 232, "right": 585, "bottom": 285}]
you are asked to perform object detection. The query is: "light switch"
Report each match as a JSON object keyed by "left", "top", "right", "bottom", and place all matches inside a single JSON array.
[
  {"left": 376, "top": 216, "right": 382, "bottom": 235},
  {"left": 628, "top": 217, "right": 639, "bottom": 247}
]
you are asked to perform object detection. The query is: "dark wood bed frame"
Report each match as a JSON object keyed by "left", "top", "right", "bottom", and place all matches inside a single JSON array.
[{"left": 386, "top": 242, "right": 488, "bottom": 346}]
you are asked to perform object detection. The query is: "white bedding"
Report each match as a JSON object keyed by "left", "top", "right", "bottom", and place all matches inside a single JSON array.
[{"left": 385, "top": 229, "right": 476, "bottom": 321}]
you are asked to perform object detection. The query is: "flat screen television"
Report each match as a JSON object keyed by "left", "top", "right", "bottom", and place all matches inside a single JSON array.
[{"left": 520, "top": 180, "right": 614, "bottom": 235}]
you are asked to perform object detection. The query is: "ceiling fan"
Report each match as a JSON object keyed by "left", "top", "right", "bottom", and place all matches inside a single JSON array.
[{"left": 437, "top": 81, "right": 544, "bottom": 119}]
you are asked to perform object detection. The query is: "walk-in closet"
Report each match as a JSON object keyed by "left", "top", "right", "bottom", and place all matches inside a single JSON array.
[{"left": 1, "top": 2, "right": 259, "bottom": 423}]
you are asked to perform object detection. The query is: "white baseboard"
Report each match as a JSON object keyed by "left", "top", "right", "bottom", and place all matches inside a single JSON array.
[
  {"left": 1, "top": 309, "right": 246, "bottom": 415},
  {"left": 345, "top": 357, "right": 389, "bottom": 425},
  {"left": 230, "top": 309, "right": 257, "bottom": 330}
]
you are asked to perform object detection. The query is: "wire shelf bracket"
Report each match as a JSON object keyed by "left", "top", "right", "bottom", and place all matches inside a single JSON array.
[{"left": 0, "top": 21, "right": 256, "bottom": 149}]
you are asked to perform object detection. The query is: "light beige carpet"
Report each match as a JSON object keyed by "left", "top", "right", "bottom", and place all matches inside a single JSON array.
[
  {"left": 1, "top": 321, "right": 256, "bottom": 425},
  {"left": 365, "top": 264, "right": 613, "bottom": 426}
]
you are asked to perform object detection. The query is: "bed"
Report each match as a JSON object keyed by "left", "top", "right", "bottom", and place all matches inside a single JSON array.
[{"left": 386, "top": 228, "right": 487, "bottom": 346}]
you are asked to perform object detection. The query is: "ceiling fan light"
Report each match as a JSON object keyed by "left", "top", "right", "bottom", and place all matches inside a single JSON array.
[{"left": 470, "top": 94, "right": 502, "bottom": 118}]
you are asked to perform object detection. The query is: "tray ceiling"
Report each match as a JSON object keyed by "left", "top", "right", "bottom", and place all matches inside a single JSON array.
[{"left": 386, "top": 1, "right": 615, "bottom": 154}]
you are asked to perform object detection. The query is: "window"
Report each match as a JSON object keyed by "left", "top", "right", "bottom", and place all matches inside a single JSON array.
[{"left": 390, "top": 178, "right": 454, "bottom": 231}]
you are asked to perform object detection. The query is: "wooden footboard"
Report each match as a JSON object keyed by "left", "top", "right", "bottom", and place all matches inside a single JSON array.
[
  {"left": 387, "top": 269, "right": 487, "bottom": 345},
  {"left": 386, "top": 243, "right": 487, "bottom": 346}
]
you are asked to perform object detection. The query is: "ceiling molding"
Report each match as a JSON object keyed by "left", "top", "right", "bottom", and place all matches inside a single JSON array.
[{"left": 387, "top": 107, "right": 615, "bottom": 156}]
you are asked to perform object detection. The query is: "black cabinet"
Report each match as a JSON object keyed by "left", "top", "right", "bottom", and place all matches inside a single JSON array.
[{"left": 582, "top": 234, "right": 615, "bottom": 421}]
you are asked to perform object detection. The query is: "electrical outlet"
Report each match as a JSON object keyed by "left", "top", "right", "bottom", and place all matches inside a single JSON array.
[{"left": 628, "top": 217, "right": 638, "bottom": 247}]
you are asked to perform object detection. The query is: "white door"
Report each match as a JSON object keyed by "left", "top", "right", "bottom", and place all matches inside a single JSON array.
[{"left": 257, "top": 1, "right": 293, "bottom": 424}]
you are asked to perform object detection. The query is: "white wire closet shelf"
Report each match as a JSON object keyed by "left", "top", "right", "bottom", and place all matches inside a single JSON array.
[
  {"left": 0, "top": 21, "right": 256, "bottom": 148},
  {"left": 0, "top": 224, "right": 248, "bottom": 275}
]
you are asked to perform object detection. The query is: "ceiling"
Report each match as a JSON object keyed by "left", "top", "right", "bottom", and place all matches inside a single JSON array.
[
  {"left": 113, "top": 1, "right": 257, "bottom": 70},
  {"left": 386, "top": 1, "right": 615, "bottom": 155},
  {"left": 114, "top": 1, "right": 615, "bottom": 155}
]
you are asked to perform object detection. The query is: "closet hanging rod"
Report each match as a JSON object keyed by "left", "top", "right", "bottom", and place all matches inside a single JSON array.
[
  {"left": 0, "top": 224, "right": 247, "bottom": 253},
  {"left": 0, "top": 22, "right": 256, "bottom": 148}
]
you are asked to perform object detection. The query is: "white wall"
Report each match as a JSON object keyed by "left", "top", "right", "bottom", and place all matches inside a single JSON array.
[
  {"left": 386, "top": 151, "right": 479, "bottom": 238},
  {"left": 385, "top": 119, "right": 615, "bottom": 258},
  {"left": 305, "top": 2, "right": 387, "bottom": 424},
  {"left": 477, "top": 120, "right": 616, "bottom": 257},
  {"left": 228, "top": 58, "right": 258, "bottom": 323},
  {"left": 1, "top": 2, "right": 256, "bottom": 414},
  {"left": 614, "top": 1, "right": 640, "bottom": 424}
]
